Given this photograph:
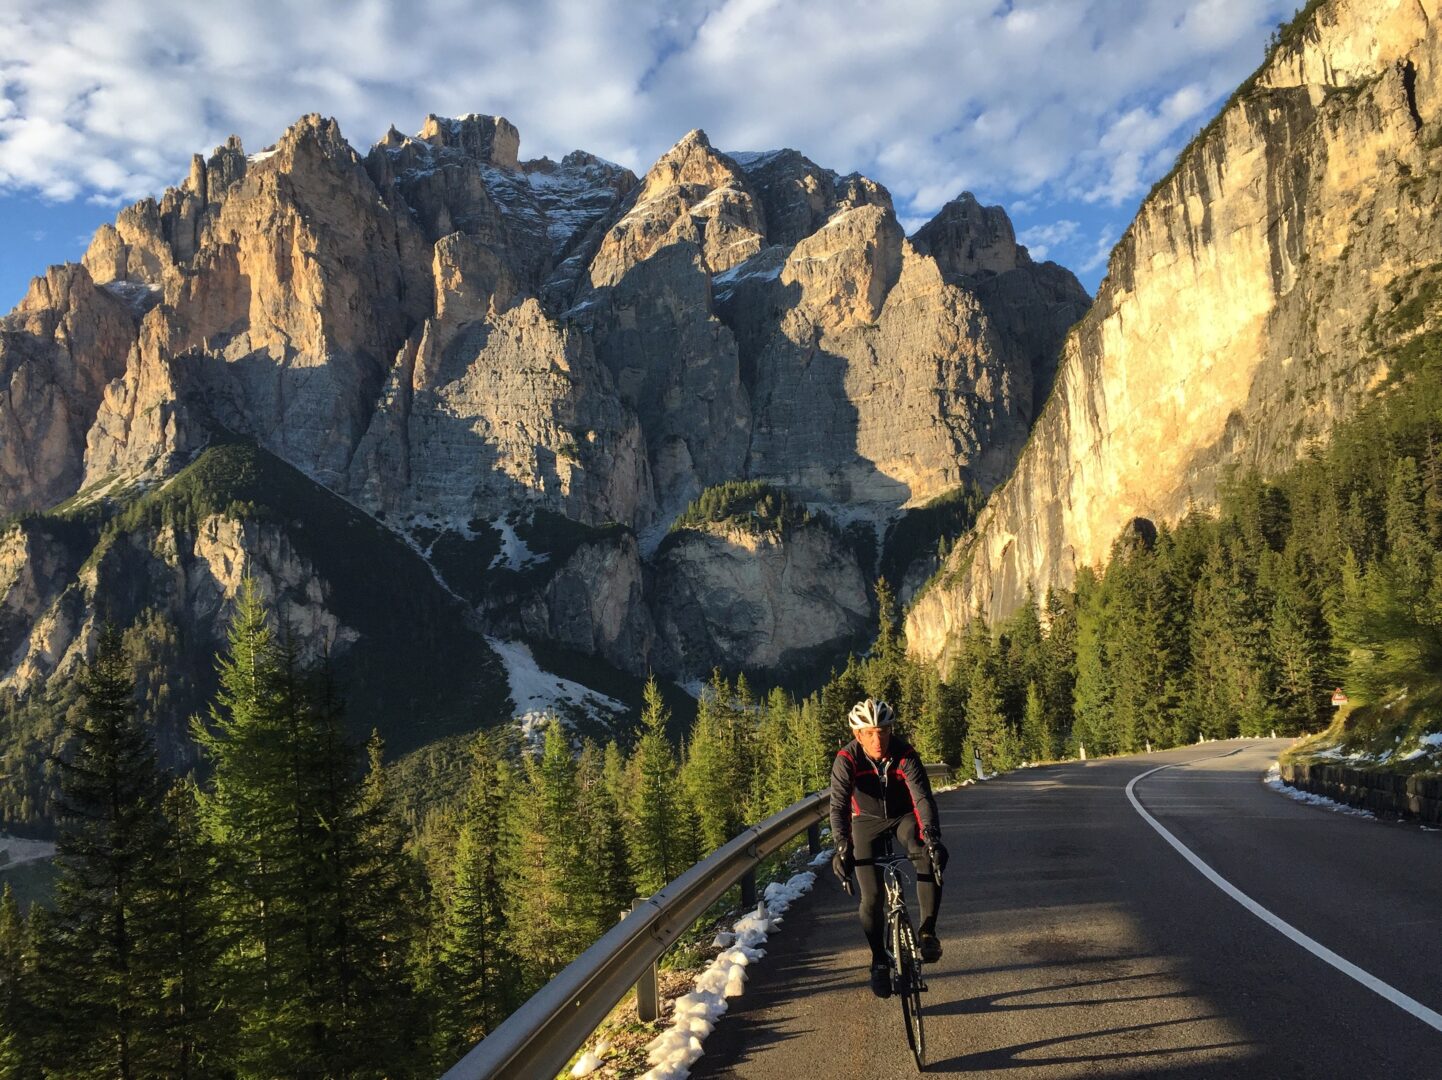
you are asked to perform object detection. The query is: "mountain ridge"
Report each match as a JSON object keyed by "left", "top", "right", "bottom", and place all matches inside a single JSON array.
[{"left": 0, "top": 107, "right": 1086, "bottom": 782}]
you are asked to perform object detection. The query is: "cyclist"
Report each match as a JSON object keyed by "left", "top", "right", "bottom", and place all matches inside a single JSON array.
[{"left": 830, "top": 697, "right": 949, "bottom": 998}]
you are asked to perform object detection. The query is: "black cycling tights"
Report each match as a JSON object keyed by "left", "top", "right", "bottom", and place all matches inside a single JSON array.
[{"left": 852, "top": 813, "right": 941, "bottom": 964}]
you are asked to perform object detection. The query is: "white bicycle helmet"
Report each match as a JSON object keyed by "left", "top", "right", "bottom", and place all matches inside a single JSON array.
[{"left": 848, "top": 697, "right": 895, "bottom": 730}]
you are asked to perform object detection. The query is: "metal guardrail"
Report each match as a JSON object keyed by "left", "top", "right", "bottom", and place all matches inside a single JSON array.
[{"left": 441, "top": 790, "right": 830, "bottom": 1080}]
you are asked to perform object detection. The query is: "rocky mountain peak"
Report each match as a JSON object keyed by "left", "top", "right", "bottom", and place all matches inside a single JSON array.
[
  {"left": 639, "top": 127, "right": 750, "bottom": 199},
  {"left": 910, "top": 192, "right": 1028, "bottom": 279},
  {"left": 0, "top": 102, "right": 1098, "bottom": 711},
  {"left": 724, "top": 147, "right": 893, "bottom": 247},
  {"left": 586, "top": 127, "right": 766, "bottom": 286},
  {"left": 417, "top": 112, "right": 520, "bottom": 170},
  {"left": 274, "top": 113, "right": 355, "bottom": 163}
]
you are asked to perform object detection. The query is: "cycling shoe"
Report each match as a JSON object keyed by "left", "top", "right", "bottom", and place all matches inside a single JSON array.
[
  {"left": 919, "top": 932, "right": 942, "bottom": 963},
  {"left": 869, "top": 963, "right": 893, "bottom": 998}
]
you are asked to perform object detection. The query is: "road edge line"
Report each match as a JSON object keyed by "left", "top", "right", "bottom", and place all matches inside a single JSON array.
[{"left": 1126, "top": 758, "right": 1442, "bottom": 1034}]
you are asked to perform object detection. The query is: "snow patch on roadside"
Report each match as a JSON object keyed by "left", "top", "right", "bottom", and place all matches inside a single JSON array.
[
  {"left": 1264, "top": 764, "right": 1375, "bottom": 819},
  {"left": 619, "top": 871, "right": 818, "bottom": 1080},
  {"left": 1400, "top": 732, "right": 1442, "bottom": 762}
]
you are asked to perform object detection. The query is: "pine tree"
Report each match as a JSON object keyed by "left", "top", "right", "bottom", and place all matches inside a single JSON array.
[
  {"left": 575, "top": 742, "right": 633, "bottom": 940},
  {"left": 1071, "top": 566, "right": 1117, "bottom": 753},
  {"left": 864, "top": 578, "right": 903, "bottom": 705},
  {"left": 628, "top": 679, "right": 690, "bottom": 894},
  {"left": 1040, "top": 588, "right": 1078, "bottom": 759},
  {"left": 0, "top": 884, "right": 38, "bottom": 1079},
  {"left": 964, "top": 667, "right": 1014, "bottom": 774},
  {"left": 192, "top": 582, "right": 288, "bottom": 1066},
  {"left": 195, "top": 584, "right": 424, "bottom": 1078},
  {"left": 683, "top": 678, "right": 744, "bottom": 852},
  {"left": 507, "top": 722, "right": 588, "bottom": 983},
  {"left": 38, "top": 626, "right": 169, "bottom": 1079},
  {"left": 334, "top": 732, "right": 427, "bottom": 1077},
  {"left": 150, "top": 780, "right": 230, "bottom": 1079},
  {"left": 1269, "top": 550, "right": 1335, "bottom": 733},
  {"left": 434, "top": 732, "right": 518, "bottom": 1064}
]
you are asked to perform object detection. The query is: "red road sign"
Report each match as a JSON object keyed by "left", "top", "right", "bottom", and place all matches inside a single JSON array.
[{"left": 1331, "top": 689, "right": 1348, "bottom": 706}]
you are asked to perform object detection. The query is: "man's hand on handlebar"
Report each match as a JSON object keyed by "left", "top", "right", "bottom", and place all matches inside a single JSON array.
[
  {"left": 832, "top": 839, "right": 855, "bottom": 895},
  {"left": 921, "top": 827, "right": 949, "bottom": 884}
]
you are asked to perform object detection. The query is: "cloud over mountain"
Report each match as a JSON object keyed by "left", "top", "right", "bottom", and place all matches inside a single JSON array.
[{"left": 0, "top": 0, "right": 1292, "bottom": 287}]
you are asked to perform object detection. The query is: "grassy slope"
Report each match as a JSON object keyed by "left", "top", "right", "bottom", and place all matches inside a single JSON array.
[{"left": 1286, "top": 693, "right": 1442, "bottom": 776}]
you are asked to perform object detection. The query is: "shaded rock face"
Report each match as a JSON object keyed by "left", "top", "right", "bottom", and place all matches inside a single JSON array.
[
  {"left": 0, "top": 266, "right": 136, "bottom": 515},
  {"left": 0, "top": 522, "right": 84, "bottom": 670},
  {"left": 716, "top": 204, "right": 1054, "bottom": 510},
  {"left": 585, "top": 241, "right": 752, "bottom": 515},
  {"left": 911, "top": 193, "right": 1022, "bottom": 278},
  {"left": 907, "top": 0, "right": 1442, "bottom": 670},
  {"left": 1, "top": 513, "right": 348, "bottom": 694},
  {"left": 914, "top": 193, "right": 1091, "bottom": 420},
  {"left": 3, "top": 108, "right": 1086, "bottom": 688},
  {"left": 650, "top": 521, "right": 871, "bottom": 678},
  {"left": 350, "top": 297, "right": 653, "bottom": 529},
  {"left": 520, "top": 533, "right": 655, "bottom": 675}
]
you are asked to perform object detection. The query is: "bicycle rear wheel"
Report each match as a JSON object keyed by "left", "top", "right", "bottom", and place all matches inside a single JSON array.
[{"left": 895, "top": 917, "right": 926, "bottom": 1070}]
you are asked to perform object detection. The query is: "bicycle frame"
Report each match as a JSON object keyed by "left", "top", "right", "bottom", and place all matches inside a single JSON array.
[
  {"left": 873, "top": 850, "right": 925, "bottom": 992},
  {"left": 872, "top": 841, "right": 928, "bottom": 1069}
]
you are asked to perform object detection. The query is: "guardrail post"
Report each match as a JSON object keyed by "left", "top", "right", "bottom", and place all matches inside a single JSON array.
[
  {"left": 739, "top": 868, "right": 757, "bottom": 910},
  {"left": 631, "top": 898, "right": 660, "bottom": 1022},
  {"left": 806, "top": 822, "right": 821, "bottom": 854}
]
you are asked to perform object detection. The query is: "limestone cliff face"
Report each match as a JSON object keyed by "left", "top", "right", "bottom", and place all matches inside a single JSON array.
[
  {"left": 0, "top": 522, "right": 82, "bottom": 670},
  {"left": 520, "top": 533, "right": 655, "bottom": 675},
  {"left": 83, "top": 114, "right": 432, "bottom": 493},
  {"left": 718, "top": 203, "right": 1077, "bottom": 509},
  {"left": 1, "top": 513, "right": 350, "bottom": 692},
  {"left": 350, "top": 294, "right": 653, "bottom": 529},
  {"left": 907, "top": 0, "right": 1442, "bottom": 669},
  {"left": 650, "top": 520, "right": 871, "bottom": 677},
  {"left": 0, "top": 266, "right": 136, "bottom": 515},
  {"left": 587, "top": 130, "right": 766, "bottom": 288}
]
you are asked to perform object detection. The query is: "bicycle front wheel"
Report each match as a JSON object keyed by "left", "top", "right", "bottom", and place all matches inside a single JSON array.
[{"left": 896, "top": 918, "right": 926, "bottom": 1070}]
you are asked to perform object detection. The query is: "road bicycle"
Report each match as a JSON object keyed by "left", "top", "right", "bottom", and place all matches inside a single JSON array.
[{"left": 872, "top": 836, "right": 942, "bottom": 1071}]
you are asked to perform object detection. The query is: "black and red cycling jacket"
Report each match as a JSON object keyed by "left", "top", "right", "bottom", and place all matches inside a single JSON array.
[{"left": 829, "top": 735, "right": 940, "bottom": 845}]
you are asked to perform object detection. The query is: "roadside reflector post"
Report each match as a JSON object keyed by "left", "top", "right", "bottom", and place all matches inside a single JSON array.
[
  {"left": 631, "top": 898, "right": 660, "bottom": 1022},
  {"left": 739, "top": 868, "right": 757, "bottom": 910},
  {"left": 806, "top": 822, "right": 821, "bottom": 854}
]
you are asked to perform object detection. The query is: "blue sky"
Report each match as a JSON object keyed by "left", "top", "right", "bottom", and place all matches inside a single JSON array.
[{"left": 1, "top": 0, "right": 1295, "bottom": 313}]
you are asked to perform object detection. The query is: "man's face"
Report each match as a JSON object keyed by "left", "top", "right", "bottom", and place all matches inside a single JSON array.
[{"left": 856, "top": 725, "right": 891, "bottom": 759}]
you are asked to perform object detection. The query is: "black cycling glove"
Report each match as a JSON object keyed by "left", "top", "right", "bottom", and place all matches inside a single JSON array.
[
  {"left": 921, "top": 827, "right": 949, "bottom": 874},
  {"left": 831, "top": 839, "right": 855, "bottom": 894}
]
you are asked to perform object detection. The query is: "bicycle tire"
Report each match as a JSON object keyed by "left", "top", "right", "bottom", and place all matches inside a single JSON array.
[{"left": 896, "top": 916, "right": 926, "bottom": 1070}]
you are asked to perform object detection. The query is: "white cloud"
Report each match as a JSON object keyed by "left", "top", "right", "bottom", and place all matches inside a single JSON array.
[
  {"left": 0, "top": 0, "right": 1294, "bottom": 274},
  {"left": 1017, "top": 219, "right": 1080, "bottom": 260},
  {"left": 1080, "top": 226, "right": 1118, "bottom": 274}
]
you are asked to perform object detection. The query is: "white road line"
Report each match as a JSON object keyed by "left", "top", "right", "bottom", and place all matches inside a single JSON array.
[{"left": 1126, "top": 757, "right": 1442, "bottom": 1034}]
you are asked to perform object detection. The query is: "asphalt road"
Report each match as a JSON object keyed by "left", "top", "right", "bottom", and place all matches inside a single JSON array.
[{"left": 692, "top": 740, "right": 1442, "bottom": 1078}]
